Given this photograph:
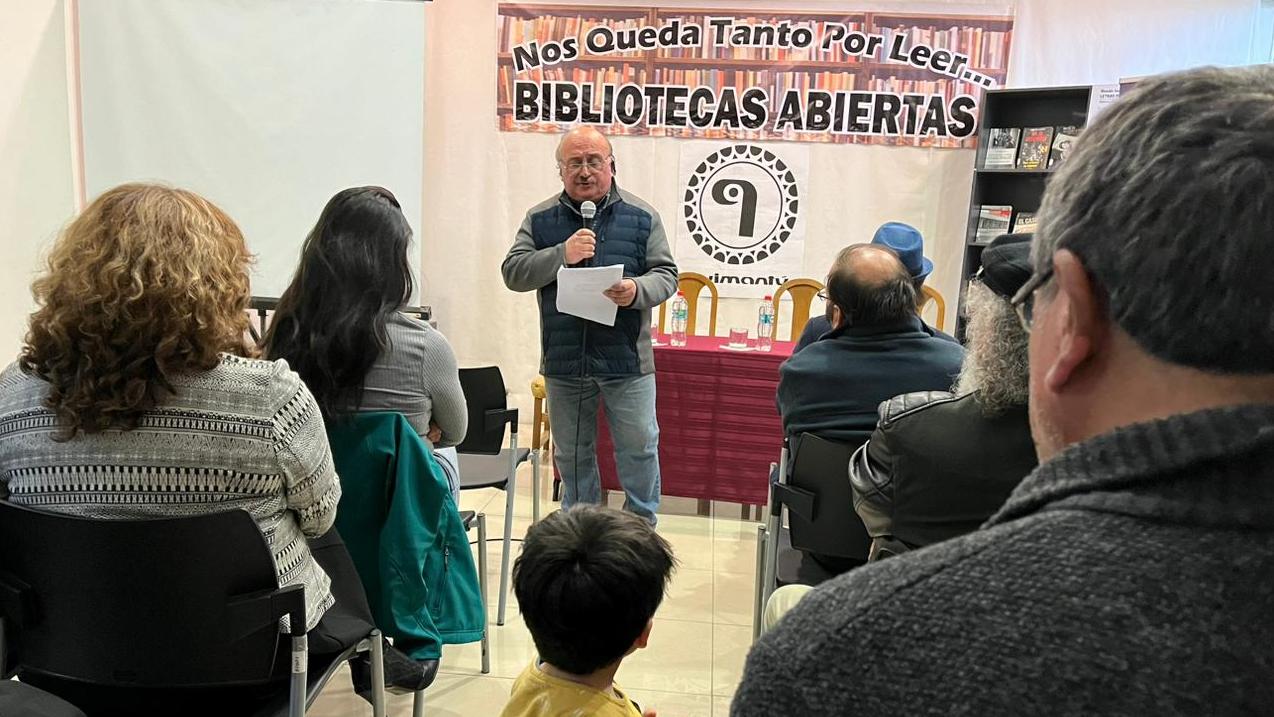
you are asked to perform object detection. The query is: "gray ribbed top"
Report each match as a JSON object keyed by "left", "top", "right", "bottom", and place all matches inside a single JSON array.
[{"left": 356, "top": 311, "right": 468, "bottom": 447}]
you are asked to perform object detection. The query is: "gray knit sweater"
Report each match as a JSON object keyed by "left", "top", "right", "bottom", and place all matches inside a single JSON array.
[
  {"left": 0, "top": 355, "right": 341, "bottom": 631},
  {"left": 734, "top": 404, "right": 1274, "bottom": 715},
  {"left": 356, "top": 311, "right": 467, "bottom": 447}
]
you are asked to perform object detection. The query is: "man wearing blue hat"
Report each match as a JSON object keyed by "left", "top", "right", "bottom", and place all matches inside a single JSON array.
[{"left": 794, "top": 222, "right": 957, "bottom": 353}]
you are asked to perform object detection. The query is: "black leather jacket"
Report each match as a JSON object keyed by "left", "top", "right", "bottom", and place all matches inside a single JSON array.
[{"left": 849, "top": 390, "right": 1037, "bottom": 559}]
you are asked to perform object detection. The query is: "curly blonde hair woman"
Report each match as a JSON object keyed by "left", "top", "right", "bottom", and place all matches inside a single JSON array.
[
  {"left": 20, "top": 183, "right": 256, "bottom": 436},
  {"left": 0, "top": 184, "right": 381, "bottom": 712}
]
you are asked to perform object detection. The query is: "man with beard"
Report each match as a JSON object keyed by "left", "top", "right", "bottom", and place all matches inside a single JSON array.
[{"left": 848, "top": 232, "right": 1038, "bottom": 560}]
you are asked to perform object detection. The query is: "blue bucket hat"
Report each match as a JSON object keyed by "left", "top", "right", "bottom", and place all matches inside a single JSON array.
[{"left": 871, "top": 222, "right": 933, "bottom": 281}]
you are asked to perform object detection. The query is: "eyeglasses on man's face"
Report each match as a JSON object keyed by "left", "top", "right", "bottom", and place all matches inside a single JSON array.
[
  {"left": 1009, "top": 264, "right": 1055, "bottom": 331},
  {"left": 558, "top": 156, "right": 611, "bottom": 173}
]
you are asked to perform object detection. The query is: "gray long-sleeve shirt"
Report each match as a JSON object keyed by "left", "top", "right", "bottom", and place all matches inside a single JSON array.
[
  {"left": 502, "top": 186, "right": 678, "bottom": 375},
  {"left": 358, "top": 311, "right": 468, "bottom": 448}
]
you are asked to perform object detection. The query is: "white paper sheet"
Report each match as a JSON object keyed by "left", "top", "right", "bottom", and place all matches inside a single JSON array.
[{"left": 556, "top": 264, "right": 624, "bottom": 326}]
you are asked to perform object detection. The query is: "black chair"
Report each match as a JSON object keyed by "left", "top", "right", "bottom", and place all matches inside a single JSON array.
[
  {"left": 0, "top": 680, "right": 85, "bottom": 717},
  {"left": 456, "top": 366, "right": 536, "bottom": 627},
  {"left": 0, "top": 502, "right": 385, "bottom": 717},
  {"left": 754, "top": 433, "right": 872, "bottom": 638},
  {"left": 246, "top": 296, "right": 433, "bottom": 343}
]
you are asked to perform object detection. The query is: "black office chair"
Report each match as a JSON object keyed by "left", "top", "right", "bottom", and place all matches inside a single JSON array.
[
  {"left": 0, "top": 502, "right": 386, "bottom": 717},
  {"left": 456, "top": 366, "right": 536, "bottom": 627},
  {"left": 0, "top": 680, "right": 85, "bottom": 717},
  {"left": 754, "top": 433, "right": 872, "bottom": 637}
]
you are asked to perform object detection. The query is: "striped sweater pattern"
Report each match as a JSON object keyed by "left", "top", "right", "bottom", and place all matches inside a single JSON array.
[{"left": 0, "top": 355, "right": 341, "bottom": 630}]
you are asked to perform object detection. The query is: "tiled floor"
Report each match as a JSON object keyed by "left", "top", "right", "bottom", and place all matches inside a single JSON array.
[{"left": 309, "top": 459, "right": 762, "bottom": 716}]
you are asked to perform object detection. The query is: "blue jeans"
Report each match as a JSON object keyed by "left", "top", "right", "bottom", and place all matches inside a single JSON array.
[
  {"left": 546, "top": 374, "right": 661, "bottom": 523},
  {"left": 432, "top": 446, "right": 461, "bottom": 506}
]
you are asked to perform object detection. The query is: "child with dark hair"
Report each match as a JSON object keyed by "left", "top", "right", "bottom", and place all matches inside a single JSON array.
[{"left": 502, "top": 505, "right": 676, "bottom": 717}]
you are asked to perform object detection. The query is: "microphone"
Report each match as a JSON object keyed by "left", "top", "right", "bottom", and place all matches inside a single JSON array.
[{"left": 580, "top": 200, "right": 597, "bottom": 267}]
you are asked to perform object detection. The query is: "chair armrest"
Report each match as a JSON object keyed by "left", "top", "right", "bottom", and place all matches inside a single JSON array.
[
  {"left": 0, "top": 570, "right": 35, "bottom": 630},
  {"left": 226, "top": 584, "right": 308, "bottom": 640},
  {"left": 773, "top": 483, "right": 816, "bottom": 522},
  {"left": 484, "top": 408, "right": 519, "bottom": 433}
]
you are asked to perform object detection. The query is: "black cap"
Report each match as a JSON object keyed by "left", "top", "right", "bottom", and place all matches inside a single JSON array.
[{"left": 978, "top": 233, "right": 1033, "bottom": 299}]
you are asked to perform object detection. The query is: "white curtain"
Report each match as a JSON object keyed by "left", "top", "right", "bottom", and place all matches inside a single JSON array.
[{"left": 77, "top": 0, "right": 426, "bottom": 299}]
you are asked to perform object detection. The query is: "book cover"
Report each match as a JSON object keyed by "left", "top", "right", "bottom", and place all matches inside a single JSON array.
[
  {"left": 976, "top": 205, "right": 1013, "bottom": 244},
  {"left": 1048, "top": 126, "right": 1082, "bottom": 168},
  {"left": 1017, "top": 127, "right": 1054, "bottom": 170},
  {"left": 1012, "top": 211, "right": 1038, "bottom": 234},
  {"left": 984, "top": 128, "right": 1021, "bottom": 169}
]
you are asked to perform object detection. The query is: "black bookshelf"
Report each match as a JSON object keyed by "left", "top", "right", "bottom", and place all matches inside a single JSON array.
[{"left": 956, "top": 84, "right": 1092, "bottom": 338}]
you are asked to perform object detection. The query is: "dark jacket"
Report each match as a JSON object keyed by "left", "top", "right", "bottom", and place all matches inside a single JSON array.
[
  {"left": 794, "top": 314, "right": 958, "bottom": 353},
  {"left": 777, "top": 316, "right": 964, "bottom": 445},
  {"left": 849, "top": 391, "right": 1037, "bottom": 559},
  {"left": 734, "top": 404, "right": 1274, "bottom": 715},
  {"left": 501, "top": 185, "right": 678, "bottom": 378},
  {"left": 327, "top": 412, "right": 485, "bottom": 659}
]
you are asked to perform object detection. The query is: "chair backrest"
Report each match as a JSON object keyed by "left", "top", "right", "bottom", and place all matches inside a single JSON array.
[
  {"left": 772, "top": 278, "right": 824, "bottom": 342},
  {"left": 919, "top": 286, "right": 947, "bottom": 331},
  {"left": 456, "top": 366, "right": 511, "bottom": 455},
  {"left": 247, "top": 297, "right": 434, "bottom": 344},
  {"left": 658, "top": 272, "right": 720, "bottom": 336},
  {"left": 0, "top": 502, "right": 298, "bottom": 688},
  {"left": 779, "top": 433, "right": 872, "bottom": 562}
]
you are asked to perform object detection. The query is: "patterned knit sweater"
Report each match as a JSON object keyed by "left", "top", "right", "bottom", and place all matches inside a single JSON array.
[
  {"left": 734, "top": 404, "right": 1274, "bottom": 715},
  {"left": 0, "top": 355, "right": 341, "bottom": 631}
]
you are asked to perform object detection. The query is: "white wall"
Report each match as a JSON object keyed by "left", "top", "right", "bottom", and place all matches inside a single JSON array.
[
  {"left": 424, "top": 0, "right": 1263, "bottom": 411},
  {"left": 0, "top": 0, "right": 75, "bottom": 361},
  {"left": 1008, "top": 0, "right": 1259, "bottom": 87}
]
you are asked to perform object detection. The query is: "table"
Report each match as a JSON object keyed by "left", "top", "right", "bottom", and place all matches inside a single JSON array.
[{"left": 593, "top": 335, "right": 795, "bottom": 508}]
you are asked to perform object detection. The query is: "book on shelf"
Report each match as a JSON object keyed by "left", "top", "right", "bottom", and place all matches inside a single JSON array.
[
  {"left": 984, "top": 128, "right": 1020, "bottom": 169},
  {"left": 1049, "top": 125, "right": 1082, "bottom": 168},
  {"left": 1017, "top": 127, "right": 1054, "bottom": 170},
  {"left": 975, "top": 205, "right": 1013, "bottom": 244},
  {"left": 1011, "top": 211, "right": 1037, "bottom": 234}
]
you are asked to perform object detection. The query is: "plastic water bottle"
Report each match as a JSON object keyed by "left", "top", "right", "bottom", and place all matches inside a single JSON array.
[
  {"left": 757, "top": 296, "right": 775, "bottom": 352},
  {"left": 670, "top": 291, "right": 689, "bottom": 347}
]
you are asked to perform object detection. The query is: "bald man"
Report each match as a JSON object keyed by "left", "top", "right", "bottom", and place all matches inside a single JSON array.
[
  {"left": 776, "top": 244, "right": 964, "bottom": 445},
  {"left": 502, "top": 127, "right": 677, "bottom": 524}
]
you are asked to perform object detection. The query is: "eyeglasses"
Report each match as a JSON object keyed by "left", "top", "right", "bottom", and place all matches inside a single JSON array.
[
  {"left": 1009, "top": 265, "right": 1055, "bottom": 331},
  {"left": 816, "top": 290, "right": 829, "bottom": 301},
  {"left": 558, "top": 156, "right": 611, "bottom": 173}
]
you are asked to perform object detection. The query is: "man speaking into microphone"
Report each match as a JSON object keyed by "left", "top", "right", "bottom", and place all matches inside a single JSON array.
[{"left": 502, "top": 126, "right": 677, "bottom": 524}]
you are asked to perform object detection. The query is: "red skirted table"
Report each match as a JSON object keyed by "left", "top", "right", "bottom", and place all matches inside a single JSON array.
[{"left": 588, "top": 335, "right": 794, "bottom": 507}]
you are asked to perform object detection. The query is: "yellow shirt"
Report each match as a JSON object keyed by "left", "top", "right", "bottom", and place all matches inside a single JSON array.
[{"left": 501, "top": 662, "right": 642, "bottom": 717}]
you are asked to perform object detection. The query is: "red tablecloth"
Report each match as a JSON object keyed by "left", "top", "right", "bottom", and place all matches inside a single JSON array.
[{"left": 591, "top": 335, "right": 794, "bottom": 507}]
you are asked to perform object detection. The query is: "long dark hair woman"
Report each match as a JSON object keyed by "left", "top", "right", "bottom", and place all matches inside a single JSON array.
[{"left": 264, "top": 186, "right": 467, "bottom": 498}]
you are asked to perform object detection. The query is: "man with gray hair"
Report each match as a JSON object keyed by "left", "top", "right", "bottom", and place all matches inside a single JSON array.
[
  {"left": 503, "top": 127, "right": 677, "bottom": 525},
  {"left": 735, "top": 65, "right": 1274, "bottom": 714}
]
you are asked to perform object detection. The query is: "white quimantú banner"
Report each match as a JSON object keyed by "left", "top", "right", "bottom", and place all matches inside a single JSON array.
[{"left": 675, "top": 141, "right": 811, "bottom": 298}]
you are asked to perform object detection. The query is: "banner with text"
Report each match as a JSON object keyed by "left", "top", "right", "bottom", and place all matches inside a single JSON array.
[
  {"left": 676, "top": 141, "right": 810, "bottom": 297},
  {"left": 497, "top": 4, "right": 1014, "bottom": 148}
]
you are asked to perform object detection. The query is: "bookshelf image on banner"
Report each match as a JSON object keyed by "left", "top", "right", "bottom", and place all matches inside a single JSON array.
[{"left": 496, "top": 4, "right": 1015, "bottom": 147}]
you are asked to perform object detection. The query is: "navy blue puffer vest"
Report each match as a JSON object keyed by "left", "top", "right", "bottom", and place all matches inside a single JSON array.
[{"left": 533, "top": 192, "right": 650, "bottom": 377}]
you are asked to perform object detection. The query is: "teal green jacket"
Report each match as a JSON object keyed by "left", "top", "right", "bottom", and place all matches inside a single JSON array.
[{"left": 327, "top": 412, "right": 485, "bottom": 659}]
